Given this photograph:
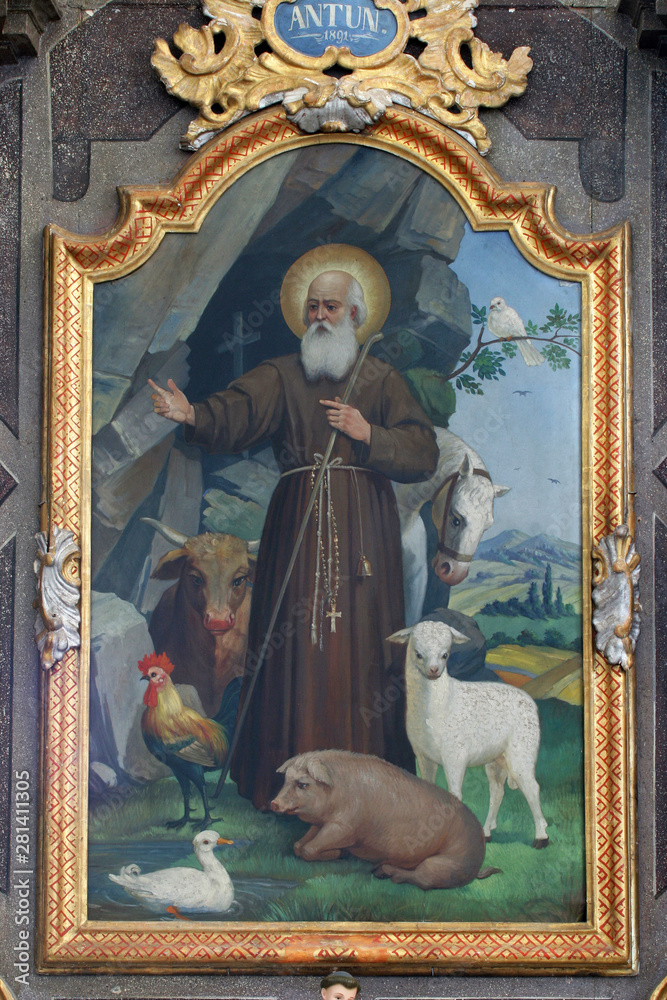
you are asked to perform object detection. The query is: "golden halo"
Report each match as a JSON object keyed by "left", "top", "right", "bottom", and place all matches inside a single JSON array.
[{"left": 280, "top": 244, "right": 391, "bottom": 343}]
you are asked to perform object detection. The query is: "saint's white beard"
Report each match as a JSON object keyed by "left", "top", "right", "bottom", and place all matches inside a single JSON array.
[{"left": 300, "top": 315, "right": 360, "bottom": 382}]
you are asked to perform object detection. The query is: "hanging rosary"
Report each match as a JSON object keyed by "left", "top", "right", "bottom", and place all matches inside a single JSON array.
[{"left": 309, "top": 462, "right": 341, "bottom": 646}]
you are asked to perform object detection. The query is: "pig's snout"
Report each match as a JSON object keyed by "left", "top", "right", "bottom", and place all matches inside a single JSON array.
[{"left": 271, "top": 793, "right": 298, "bottom": 814}]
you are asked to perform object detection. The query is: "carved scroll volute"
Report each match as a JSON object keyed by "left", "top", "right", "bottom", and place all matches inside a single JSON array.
[
  {"left": 151, "top": 0, "right": 532, "bottom": 150},
  {"left": 34, "top": 526, "right": 81, "bottom": 671},
  {"left": 592, "top": 525, "right": 640, "bottom": 671}
]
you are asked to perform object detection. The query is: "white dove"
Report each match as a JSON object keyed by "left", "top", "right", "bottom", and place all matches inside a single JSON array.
[{"left": 488, "top": 297, "right": 545, "bottom": 367}]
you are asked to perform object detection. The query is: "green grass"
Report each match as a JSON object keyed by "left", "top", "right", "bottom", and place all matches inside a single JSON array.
[{"left": 90, "top": 699, "right": 585, "bottom": 923}]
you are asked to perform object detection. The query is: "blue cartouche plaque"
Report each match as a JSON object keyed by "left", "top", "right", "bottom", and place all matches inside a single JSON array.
[{"left": 274, "top": 0, "right": 398, "bottom": 57}]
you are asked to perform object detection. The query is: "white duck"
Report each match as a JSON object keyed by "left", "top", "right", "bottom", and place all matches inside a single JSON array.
[{"left": 109, "top": 830, "right": 234, "bottom": 917}]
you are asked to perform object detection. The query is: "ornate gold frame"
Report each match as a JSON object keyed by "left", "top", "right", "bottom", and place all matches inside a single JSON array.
[{"left": 39, "top": 107, "right": 635, "bottom": 974}]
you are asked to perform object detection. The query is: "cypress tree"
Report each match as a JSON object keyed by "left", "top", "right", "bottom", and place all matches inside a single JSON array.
[
  {"left": 527, "top": 581, "right": 544, "bottom": 618},
  {"left": 555, "top": 585, "right": 566, "bottom": 616},
  {"left": 542, "top": 563, "right": 554, "bottom": 615}
]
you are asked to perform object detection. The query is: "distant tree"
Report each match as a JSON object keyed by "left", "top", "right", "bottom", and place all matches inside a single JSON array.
[
  {"left": 555, "top": 586, "right": 566, "bottom": 617},
  {"left": 480, "top": 581, "right": 578, "bottom": 621},
  {"left": 526, "top": 581, "right": 545, "bottom": 619},
  {"left": 506, "top": 597, "right": 524, "bottom": 616},
  {"left": 481, "top": 596, "right": 523, "bottom": 617},
  {"left": 523, "top": 568, "right": 541, "bottom": 582},
  {"left": 486, "top": 631, "right": 515, "bottom": 649},
  {"left": 517, "top": 628, "right": 539, "bottom": 646},
  {"left": 543, "top": 627, "right": 565, "bottom": 648},
  {"left": 542, "top": 563, "right": 554, "bottom": 615}
]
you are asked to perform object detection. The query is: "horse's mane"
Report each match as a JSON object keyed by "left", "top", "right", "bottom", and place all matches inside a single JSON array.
[{"left": 433, "top": 427, "right": 486, "bottom": 477}]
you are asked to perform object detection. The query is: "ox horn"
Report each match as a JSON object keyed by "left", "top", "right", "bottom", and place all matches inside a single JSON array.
[
  {"left": 247, "top": 539, "right": 261, "bottom": 554},
  {"left": 140, "top": 517, "right": 189, "bottom": 547}
]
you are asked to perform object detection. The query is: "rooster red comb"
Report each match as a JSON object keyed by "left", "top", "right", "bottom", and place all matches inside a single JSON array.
[{"left": 138, "top": 652, "right": 175, "bottom": 676}]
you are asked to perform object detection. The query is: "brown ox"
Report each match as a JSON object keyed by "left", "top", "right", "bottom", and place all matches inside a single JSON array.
[{"left": 142, "top": 518, "right": 259, "bottom": 716}]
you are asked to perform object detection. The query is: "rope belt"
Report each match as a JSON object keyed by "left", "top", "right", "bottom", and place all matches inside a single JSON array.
[
  {"left": 280, "top": 459, "right": 372, "bottom": 479},
  {"left": 281, "top": 455, "right": 371, "bottom": 646}
]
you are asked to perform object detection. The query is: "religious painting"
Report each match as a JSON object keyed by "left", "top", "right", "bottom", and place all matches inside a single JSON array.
[{"left": 38, "top": 109, "right": 635, "bottom": 973}]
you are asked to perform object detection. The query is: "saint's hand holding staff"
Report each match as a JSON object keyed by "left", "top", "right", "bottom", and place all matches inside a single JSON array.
[{"left": 150, "top": 245, "right": 438, "bottom": 810}]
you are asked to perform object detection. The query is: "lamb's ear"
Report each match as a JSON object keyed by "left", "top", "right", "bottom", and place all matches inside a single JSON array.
[
  {"left": 307, "top": 758, "right": 333, "bottom": 787},
  {"left": 449, "top": 627, "right": 469, "bottom": 645},
  {"left": 493, "top": 484, "right": 510, "bottom": 498},
  {"left": 276, "top": 756, "right": 296, "bottom": 774},
  {"left": 387, "top": 627, "right": 414, "bottom": 644}
]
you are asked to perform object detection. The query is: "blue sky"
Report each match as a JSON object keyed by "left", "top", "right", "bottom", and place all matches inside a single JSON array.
[{"left": 448, "top": 224, "right": 582, "bottom": 545}]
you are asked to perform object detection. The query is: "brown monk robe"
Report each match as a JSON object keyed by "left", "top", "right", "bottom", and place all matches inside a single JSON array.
[{"left": 186, "top": 353, "right": 438, "bottom": 809}]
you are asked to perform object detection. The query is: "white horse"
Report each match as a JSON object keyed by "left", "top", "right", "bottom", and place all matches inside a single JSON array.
[{"left": 393, "top": 427, "right": 510, "bottom": 626}]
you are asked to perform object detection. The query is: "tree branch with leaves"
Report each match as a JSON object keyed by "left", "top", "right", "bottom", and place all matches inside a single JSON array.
[{"left": 450, "top": 303, "right": 581, "bottom": 395}]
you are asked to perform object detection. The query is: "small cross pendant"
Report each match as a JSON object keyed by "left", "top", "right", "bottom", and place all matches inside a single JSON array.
[{"left": 326, "top": 605, "right": 342, "bottom": 633}]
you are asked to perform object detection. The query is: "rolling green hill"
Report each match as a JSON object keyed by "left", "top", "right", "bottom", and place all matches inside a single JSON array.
[{"left": 448, "top": 528, "right": 582, "bottom": 618}]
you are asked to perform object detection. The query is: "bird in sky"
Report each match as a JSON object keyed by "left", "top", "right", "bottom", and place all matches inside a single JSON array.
[
  {"left": 513, "top": 390, "right": 532, "bottom": 396},
  {"left": 488, "top": 297, "right": 545, "bottom": 367},
  {"left": 548, "top": 478, "right": 561, "bottom": 484}
]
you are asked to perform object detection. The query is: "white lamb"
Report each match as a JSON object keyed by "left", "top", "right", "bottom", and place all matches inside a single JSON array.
[{"left": 389, "top": 620, "right": 549, "bottom": 848}]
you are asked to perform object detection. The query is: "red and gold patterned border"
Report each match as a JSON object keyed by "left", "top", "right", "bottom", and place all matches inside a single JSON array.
[{"left": 39, "top": 108, "right": 635, "bottom": 973}]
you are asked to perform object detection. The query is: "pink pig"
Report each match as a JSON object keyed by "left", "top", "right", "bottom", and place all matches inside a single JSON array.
[{"left": 271, "top": 749, "right": 498, "bottom": 890}]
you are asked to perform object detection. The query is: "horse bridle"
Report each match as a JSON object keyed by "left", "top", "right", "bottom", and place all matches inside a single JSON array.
[{"left": 433, "top": 467, "right": 492, "bottom": 562}]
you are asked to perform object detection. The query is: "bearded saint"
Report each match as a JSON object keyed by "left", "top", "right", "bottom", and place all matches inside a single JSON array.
[{"left": 149, "top": 245, "right": 439, "bottom": 810}]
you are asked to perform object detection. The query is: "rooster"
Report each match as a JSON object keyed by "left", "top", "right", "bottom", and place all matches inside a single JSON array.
[{"left": 138, "top": 652, "right": 241, "bottom": 831}]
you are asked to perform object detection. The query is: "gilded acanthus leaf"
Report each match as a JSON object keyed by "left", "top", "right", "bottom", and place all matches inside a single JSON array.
[
  {"left": 152, "top": 0, "right": 263, "bottom": 142},
  {"left": 406, "top": 0, "right": 532, "bottom": 148},
  {"left": 215, "top": 50, "right": 337, "bottom": 136},
  {"left": 152, "top": 0, "right": 532, "bottom": 150}
]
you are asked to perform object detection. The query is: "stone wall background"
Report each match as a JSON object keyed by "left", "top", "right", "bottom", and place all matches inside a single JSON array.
[{"left": 0, "top": 0, "right": 665, "bottom": 996}]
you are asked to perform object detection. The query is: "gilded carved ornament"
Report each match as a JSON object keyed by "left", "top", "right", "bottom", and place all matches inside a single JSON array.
[{"left": 152, "top": 0, "right": 532, "bottom": 149}]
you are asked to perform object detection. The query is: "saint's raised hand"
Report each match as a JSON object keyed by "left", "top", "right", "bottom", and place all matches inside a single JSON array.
[
  {"left": 148, "top": 378, "right": 196, "bottom": 426},
  {"left": 320, "top": 396, "right": 371, "bottom": 445}
]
